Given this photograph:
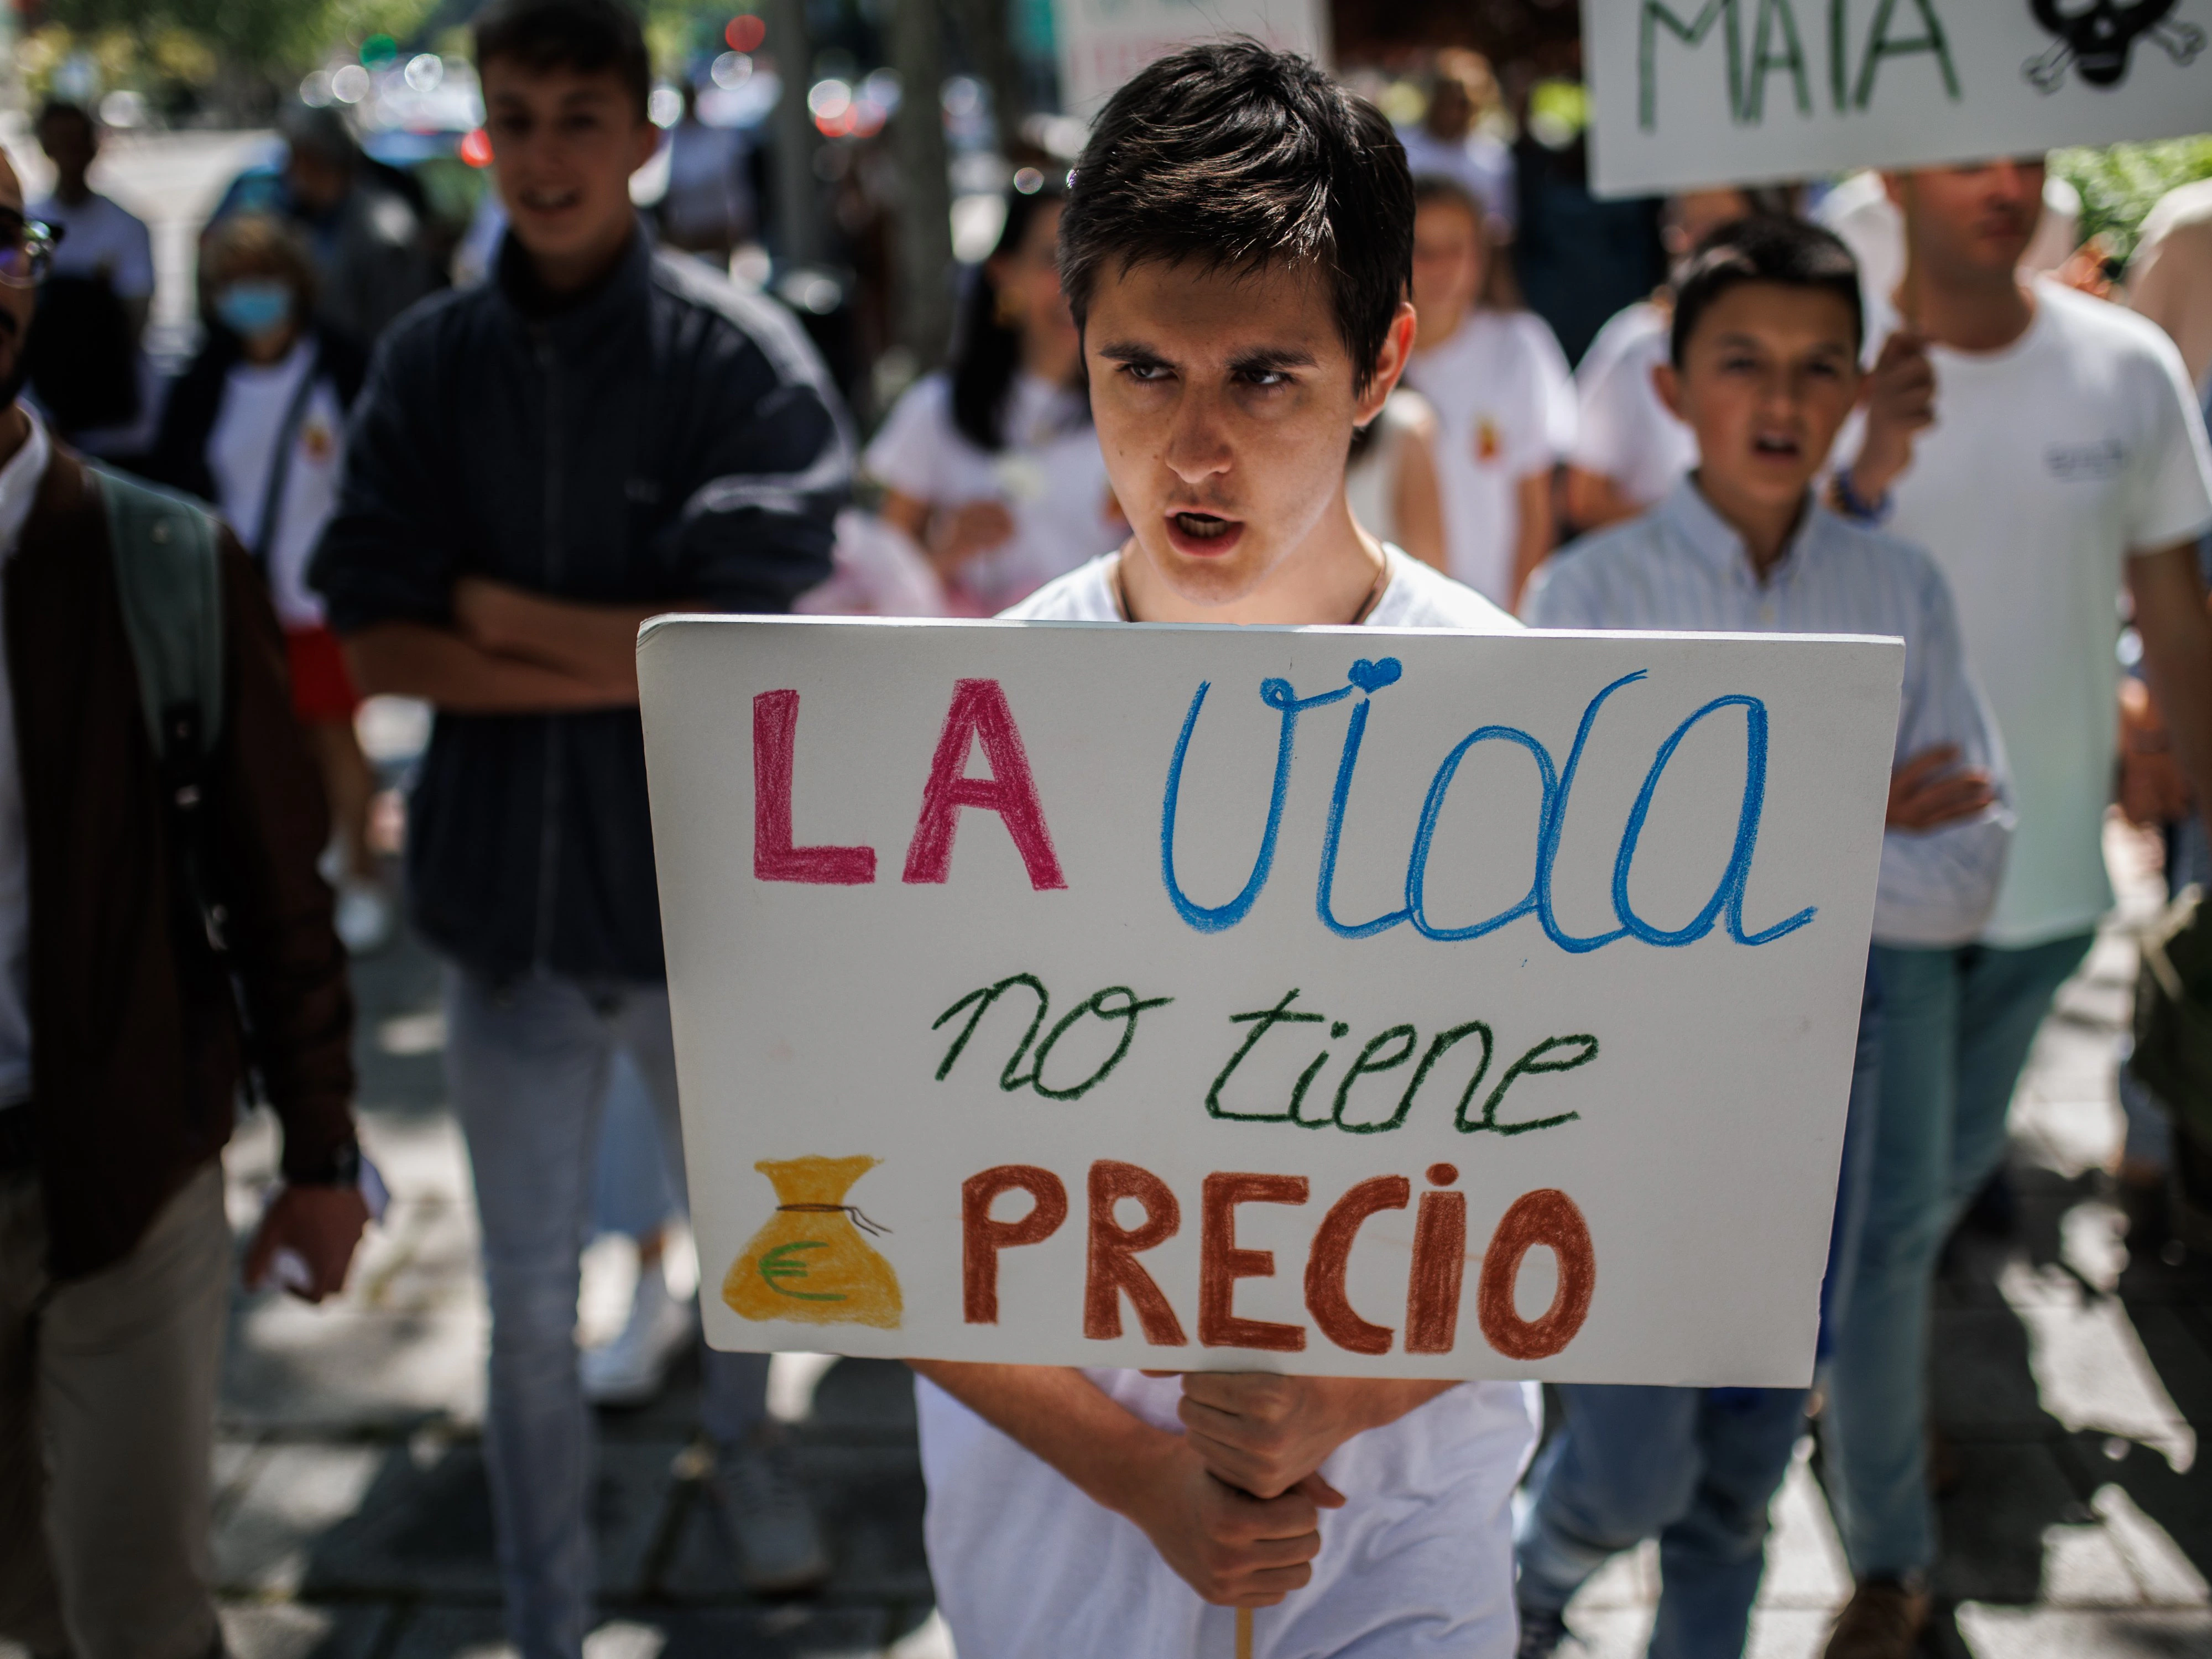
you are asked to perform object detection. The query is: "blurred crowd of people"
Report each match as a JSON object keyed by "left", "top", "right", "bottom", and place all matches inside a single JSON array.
[{"left": 2, "top": 6, "right": 2211, "bottom": 1659}]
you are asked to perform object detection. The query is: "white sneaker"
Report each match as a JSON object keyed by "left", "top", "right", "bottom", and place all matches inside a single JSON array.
[
  {"left": 334, "top": 880, "right": 395, "bottom": 956},
  {"left": 581, "top": 1258, "right": 696, "bottom": 1407}
]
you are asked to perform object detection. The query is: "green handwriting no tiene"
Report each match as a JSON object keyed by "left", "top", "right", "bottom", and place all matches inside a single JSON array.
[{"left": 931, "top": 973, "right": 1597, "bottom": 1137}]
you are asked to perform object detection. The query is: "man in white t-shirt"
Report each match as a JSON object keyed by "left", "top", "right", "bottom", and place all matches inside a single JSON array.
[
  {"left": 1394, "top": 49, "right": 1516, "bottom": 238},
  {"left": 25, "top": 101, "right": 156, "bottom": 456},
  {"left": 911, "top": 42, "right": 1537, "bottom": 1659},
  {"left": 1822, "top": 156, "right": 2212, "bottom": 1659},
  {"left": 1400, "top": 176, "right": 1574, "bottom": 610},
  {"left": 29, "top": 101, "right": 155, "bottom": 337}
]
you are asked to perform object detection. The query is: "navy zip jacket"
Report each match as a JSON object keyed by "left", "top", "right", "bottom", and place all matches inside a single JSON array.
[{"left": 309, "top": 227, "right": 847, "bottom": 982}]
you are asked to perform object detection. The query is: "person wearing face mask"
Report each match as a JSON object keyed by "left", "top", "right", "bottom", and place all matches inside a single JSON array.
[
  {"left": 867, "top": 178, "right": 1120, "bottom": 615},
  {"left": 148, "top": 214, "right": 390, "bottom": 955}
]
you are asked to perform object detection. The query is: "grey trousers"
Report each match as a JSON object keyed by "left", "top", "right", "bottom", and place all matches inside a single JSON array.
[
  {"left": 0, "top": 1160, "right": 228, "bottom": 1659},
  {"left": 444, "top": 967, "right": 769, "bottom": 1659}
]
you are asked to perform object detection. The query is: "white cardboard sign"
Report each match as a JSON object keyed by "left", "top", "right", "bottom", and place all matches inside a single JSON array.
[
  {"left": 640, "top": 618, "right": 1902, "bottom": 1387},
  {"left": 1583, "top": 0, "right": 2212, "bottom": 198},
  {"left": 1049, "top": 0, "right": 1328, "bottom": 118}
]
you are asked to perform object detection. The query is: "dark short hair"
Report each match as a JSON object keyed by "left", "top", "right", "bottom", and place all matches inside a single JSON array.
[
  {"left": 279, "top": 103, "right": 359, "bottom": 170},
  {"left": 35, "top": 101, "right": 95, "bottom": 143},
  {"left": 1669, "top": 216, "right": 1864, "bottom": 367},
  {"left": 1411, "top": 173, "right": 1488, "bottom": 227},
  {"left": 1058, "top": 40, "right": 1413, "bottom": 395},
  {"left": 474, "top": 0, "right": 651, "bottom": 120}
]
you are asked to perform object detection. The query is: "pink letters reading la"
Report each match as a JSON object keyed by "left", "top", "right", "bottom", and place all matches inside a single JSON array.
[
  {"left": 753, "top": 689, "right": 876, "bottom": 884},
  {"left": 750, "top": 681, "right": 1066, "bottom": 891}
]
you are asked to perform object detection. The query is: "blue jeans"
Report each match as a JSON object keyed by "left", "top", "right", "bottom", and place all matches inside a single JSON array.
[
  {"left": 592, "top": 1053, "right": 680, "bottom": 1241},
  {"left": 1515, "top": 966, "right": 1882, "bottom": 1657},
  {"left": 2120, "top": 816, "right": 2209, "bottom": 1165},
  {"left": 1823, "top": 933, "right": 2093, "bottom": 1579},
  {"left": 1517, "top": 1386, "right": 1809, "bottom": 1657},
  {"left": 446, "top": 967, "right": 769, "bottom": 1659}
]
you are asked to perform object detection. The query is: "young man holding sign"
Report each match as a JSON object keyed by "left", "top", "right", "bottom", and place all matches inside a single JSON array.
[
  {"left": 907, "top": 42, "right": 1540, "bottom": 1657},
  {"left": 1516, "top": 215, "right": 2010, "bottom": 1659},
  {"left": 1828, "top": 157, "right": 2212, "bottom": 1656}
]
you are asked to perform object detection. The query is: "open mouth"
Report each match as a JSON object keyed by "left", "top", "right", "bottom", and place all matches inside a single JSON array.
[
  {"left": 1750, "top": 434, "right": 1802, "bottom": 460},
  {"left": 1165, "top": 510, "right": 1244, "bottom": 556},
  {"left": 519, "top": 186, "right": 583, "bottom": 214}
]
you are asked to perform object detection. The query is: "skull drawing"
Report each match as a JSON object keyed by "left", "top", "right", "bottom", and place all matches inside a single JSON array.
[{"left": 2025, "top": 0, "right": 2205, "bottom": 91}]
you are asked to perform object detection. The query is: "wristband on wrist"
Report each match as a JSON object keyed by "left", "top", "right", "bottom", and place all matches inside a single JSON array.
[{"left": 1833, "top": 466, "right": 1892, "bottom": 525}]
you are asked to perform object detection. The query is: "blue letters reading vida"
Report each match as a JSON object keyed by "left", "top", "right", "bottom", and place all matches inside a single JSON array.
[{"left": 1158, "top": 660, "right": 1816, "bottom": 951}]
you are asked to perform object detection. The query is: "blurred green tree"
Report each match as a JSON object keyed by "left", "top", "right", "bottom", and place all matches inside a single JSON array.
[
  {"left": 2051, "top": 136, "right": 2212, "bottom": 264},
  {"left": 38, "top": 0, "right": 437, "bottom": 79}
]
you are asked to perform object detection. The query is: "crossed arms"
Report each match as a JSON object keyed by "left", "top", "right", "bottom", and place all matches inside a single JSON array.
[{"left": 342, "top": 577, "right": 672, "bottom": 711}]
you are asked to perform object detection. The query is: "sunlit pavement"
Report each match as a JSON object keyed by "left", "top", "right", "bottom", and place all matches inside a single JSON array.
[
  {"left": 1557, "top": 818, "right": 2212, "bottom": 1657},
  {"left": 38, "top": 815, "right": 2153, "bottom": 1659}
]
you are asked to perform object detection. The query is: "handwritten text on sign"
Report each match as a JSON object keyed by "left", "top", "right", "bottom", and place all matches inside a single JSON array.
[
  {"left": 640, "top": 619, "right": 1902, "bottom": 1386},
  {"left": 1582, "top": 0, "right": 2211, "bottom": 197}
]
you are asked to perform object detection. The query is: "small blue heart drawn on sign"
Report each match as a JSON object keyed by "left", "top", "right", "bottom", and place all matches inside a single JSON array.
[{"left": 1347, "top": 657, "right": 1402, "bottom": 694}]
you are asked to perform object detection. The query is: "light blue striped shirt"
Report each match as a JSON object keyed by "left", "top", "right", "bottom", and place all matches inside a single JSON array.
[{"left": 1523, "top": 479, "right": 2013, "bottom": 948}]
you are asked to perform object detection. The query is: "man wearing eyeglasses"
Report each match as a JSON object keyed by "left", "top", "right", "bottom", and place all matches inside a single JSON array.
[{"left": 0, "top": 152, "right": 371, "bottom": 1659}]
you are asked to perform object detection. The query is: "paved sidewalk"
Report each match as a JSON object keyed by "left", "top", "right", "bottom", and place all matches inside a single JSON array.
[
  {"left": 1557, "top": 825, "right": 2212, "bottom": 1657},
  {"left": 7, "top": 826, "right": 2210, "bottom": 1658}
]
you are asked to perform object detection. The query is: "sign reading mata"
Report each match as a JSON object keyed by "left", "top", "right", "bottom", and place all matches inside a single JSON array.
[
  {"left": 1581, "top": 0, "right": 2209, "bottom": 198},
  {"left": 641, "top": 618, "right": 1902, "bottom": 1387}
]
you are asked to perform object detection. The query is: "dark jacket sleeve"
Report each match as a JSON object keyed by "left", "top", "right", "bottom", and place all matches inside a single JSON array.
[
  {"left": 659, "top": 300, "right": 847, "bottom": 611},
  {"left": 208, "top": 533, "right": 357, "bottom": 1177},
  {"left": 307, "top": 316, "right": 460, "bottom": 633},
  {"left": 142, "top": 335, "right": 238, "bottom": 505}
]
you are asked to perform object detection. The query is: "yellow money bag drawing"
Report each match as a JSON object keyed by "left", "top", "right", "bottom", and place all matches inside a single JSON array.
[{"left": 724, "top": 1156, "right": 902, "bottom": 1329}]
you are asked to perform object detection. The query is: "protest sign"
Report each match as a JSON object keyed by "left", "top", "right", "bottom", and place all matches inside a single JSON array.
[
  {"left": 1583, "top": 0, "right": 2212, "bottom": 197},
  {"left": 640, "top": 618, "right": 1902, "bottom": 1388},
  {"left": 1050, "top": 0, "right": 1327, "bottom": 117}
]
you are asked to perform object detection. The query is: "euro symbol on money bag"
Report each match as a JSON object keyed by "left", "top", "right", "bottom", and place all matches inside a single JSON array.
[{"left": 724, "top": 1156, "right": 903, "bottom": 1329}]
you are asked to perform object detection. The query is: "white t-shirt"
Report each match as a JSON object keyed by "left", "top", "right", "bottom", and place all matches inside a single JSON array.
[
  {"left": 30, "top": 191, "right": 155, "bottom": 301},
  {"left": 917, "top": 545, "right": 1535, "bottom": 1659},
  {"left": 207, "top": 342, "right": 348, "bottom": 630},
  {"left": 1571, "top": 299, "right": 1695, "bottom": 510},
  {"left": 863, "top": 369, "right": 1119, "bottom": 615},
  {"left": 1396, "top": 126, "right": 1517, "bottom": 232},
  {"left": 1342, "top": 389, "right": 1433, "bottom": 550},
  {"left": 1402, "top": 310, "right": 1576, "bottom": 606},
  {"left": 1875, "top": 281, "right": 2212, "bottom": 946},
  {"left": 0, "top": 410, "right": 50, "bottom": 1107}
]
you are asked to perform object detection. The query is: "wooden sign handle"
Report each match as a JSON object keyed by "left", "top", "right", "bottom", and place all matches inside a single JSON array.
[
  {"left": 1895, "top": 173, "right": 1921, "bottom": 336},
  {"left": 1235, "top": 1608, "right": 1254, "bottom": 1659}
]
